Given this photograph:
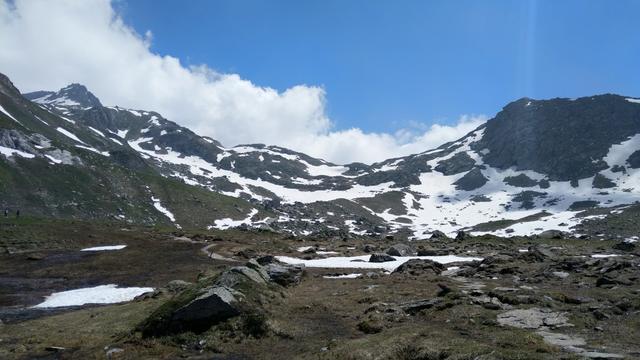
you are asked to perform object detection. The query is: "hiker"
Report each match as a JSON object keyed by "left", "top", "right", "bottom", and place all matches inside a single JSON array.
[
  {"left": 16, "top": 209, "right": 20, "bottom": 218},
  {"left": 3, "top": 208, "right": 7, "bottom": 217}
]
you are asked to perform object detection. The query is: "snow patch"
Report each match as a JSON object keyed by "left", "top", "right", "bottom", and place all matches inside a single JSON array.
[
  {"left": 81, "top": 245, "right": 127, "bottom": 251},
  {"left": 0, "top": 146, "right": 35, "bottom": 159},
  {"left": 210, "top": 209, "right": 259, "bottom": 230},
  {"left": 151, "top": 196, "right": 179, "bottom": 227},
  {"left": 276, "top": 254, "right": 483, "bottom": 272},
  {"left": 56, "top": 127, "right": 85, "bottom": 144},
  {"left": 33, "top": 284, "right": 153, "bottom": 308}
]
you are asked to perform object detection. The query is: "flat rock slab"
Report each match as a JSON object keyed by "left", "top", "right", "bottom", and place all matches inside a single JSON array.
[{"left": 497, "top": 308, "right": 571, "bottom": 329}]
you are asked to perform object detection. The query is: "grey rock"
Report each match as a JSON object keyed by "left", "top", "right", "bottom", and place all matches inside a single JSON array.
[
  {"left": 399, "top": 298, "right": 442, "bottom": 314},
  {"left": 169, "top": 286, "right": 241, "bottom": 333},
  {"left": 523, "top": 245, "right": 556, "bottom": 261},
  {"left": 497, "top": 308, "right": 571, "bottom": 329},
  {"left": 363, "top": 244, "right": 377, "bottom": 253},
  {"left": 429, "top": 230, "right": 449, "bottom": 239},
  {"left": 216, "top": 266, "right": 268, "bottom": 287},
  {"left": 264, "top": 263, "right": 305, "bottom": 286},
  {"left": 392, "top": 259, "right": 444, "bottom": 275},
  {"left": 385, "top": 244, "right": 415, "bottom": 256},
  {"left": 455, "top": 230, "right": 472, "bottom": 241},
  {"left": 369, "top": 253, "right": 396, "bottom": 263},
  {"left": 538, "top": 229, "right": 564, "bottom": 239},
  {"left": 612, "top": 241, "right": 636, "bottom": 252},
  {"left": 246, "top": 259, "right": 271, "bottom": 281}
]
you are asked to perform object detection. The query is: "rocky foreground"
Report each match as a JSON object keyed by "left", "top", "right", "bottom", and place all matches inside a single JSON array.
[{"left": 0, "top": 219, "right": 639, "bottom": 359}]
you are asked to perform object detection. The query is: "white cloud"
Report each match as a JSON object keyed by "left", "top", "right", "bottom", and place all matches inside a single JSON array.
[{"left": 0, "top": 0, "right": 486, "bottom": 164}]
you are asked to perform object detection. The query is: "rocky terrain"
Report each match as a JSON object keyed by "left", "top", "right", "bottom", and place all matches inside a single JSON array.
[{"left": 0, "top": 219, "right": 638, "bottom": 359}]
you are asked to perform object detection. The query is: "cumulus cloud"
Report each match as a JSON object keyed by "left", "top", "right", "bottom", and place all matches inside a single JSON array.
[{"left": 0, "top": 0, "right": 486, "bottom": 164}]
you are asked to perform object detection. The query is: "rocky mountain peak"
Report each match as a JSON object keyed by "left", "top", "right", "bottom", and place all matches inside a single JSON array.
[
  {"left": 475, "top": 94, "right": 640, "bottom": 180},
  {"left": 24, "top": 83, "right": 102, "bottom": 109}
]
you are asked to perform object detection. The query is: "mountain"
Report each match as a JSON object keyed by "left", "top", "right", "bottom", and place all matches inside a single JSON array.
[{"left": 2, "top": 71, "right": 640, "bottom": 240}]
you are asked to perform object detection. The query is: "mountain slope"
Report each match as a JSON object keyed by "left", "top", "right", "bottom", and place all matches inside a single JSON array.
[
  {"left": 4, "top": 71, "right": 640, "bottom": 239},
  {"left": 1, "top": 73, "right": 266, "bottom": 229}
]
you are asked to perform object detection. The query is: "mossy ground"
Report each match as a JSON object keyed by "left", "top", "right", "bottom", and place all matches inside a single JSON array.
[{"left": 1, "top": 219, "right": 638, "bottom": 359}]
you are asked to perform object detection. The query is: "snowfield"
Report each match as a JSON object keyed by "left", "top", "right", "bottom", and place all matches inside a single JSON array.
[
  {"left": 276, "top": 254, "right": 483, "bottom": 272},
  {"left": 33, "top": 284, "right": 154, "bottom": 308}
]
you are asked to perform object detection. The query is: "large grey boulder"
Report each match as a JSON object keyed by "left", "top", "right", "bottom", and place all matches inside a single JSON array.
[
  {"left": 170, "top": 286, "right": 241, "bottom": 331},
  {"left": 215, "top": 266, "right": 269, "bottom": 287},
  {"left": 264, "top": 263, "right": 305, "bottom": 286},
  {"left": 392, "top": 259, "right": 444, "bottom": 276},
  {"left": 385, "top": 244, "right": 415, "bottom": 257}
]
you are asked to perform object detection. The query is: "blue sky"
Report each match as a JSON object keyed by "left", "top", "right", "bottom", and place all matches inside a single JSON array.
[
  {"left": 2, "top": 0, "right": 640, "bottom": 163},
  {"left": 119, "top": 0, "right": 640, "bottom": 133}
]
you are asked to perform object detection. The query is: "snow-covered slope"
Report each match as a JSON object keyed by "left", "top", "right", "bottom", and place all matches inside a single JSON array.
[{"left": 13, "top": 78, "right": 640, "bottom": 239}]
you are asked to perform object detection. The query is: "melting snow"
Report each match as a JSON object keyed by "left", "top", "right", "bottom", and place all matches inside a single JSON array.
[
  {"left": 151, "top": 196, "right": 179, "bottom": 227},
  {"left": 33, "top": 284, "right": 153, "bottom": 308},
  {"left": 323, "top": 273, "right": 362, "bottom": 279},
  {"left": 56, "top": 127, "right": 85, "bottom": 144},
  {"left": 0, "top": 104, "right": 21, "bottom": 124},
  {"left": 210, "top": 209, "right": 259, "bottom": 230},
  {"left": 88, "top": 126, "right": 106, "bottom": 138},
  {"left": 276, "top": 254, "right": 483, "bottom": 272},
  {"left": 116, "top": 129, "right": 129, "bottom": 138},
  {"left": 81, "top": 245, "right": 127, "bottom": 251},
  {"left": 0, "top": 146, "right": 35, "bottom": 159},
  {"left": 75, "top": 145, "right": 110, "bottom": 156}
]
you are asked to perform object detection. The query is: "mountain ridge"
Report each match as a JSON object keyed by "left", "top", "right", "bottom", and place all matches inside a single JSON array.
[{"left": 1, "top": 72, "right": 639, "bottom": 240}]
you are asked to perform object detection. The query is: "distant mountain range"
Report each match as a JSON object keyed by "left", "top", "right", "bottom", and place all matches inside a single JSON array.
[{"left": 2, "top": 71, "right": 640, "bottom": 240}]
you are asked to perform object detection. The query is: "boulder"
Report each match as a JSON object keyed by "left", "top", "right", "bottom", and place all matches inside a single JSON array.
[
  {"left": 429, "top": 230, "right": 449, "bottom": 240},
  {"left": 363, "top": 244, "right": 377, "bottom": 253},
  {"left": 256, "top": 255, "right": 276, "bottom": 265},
  {"left": 264, "top": 263, "right": 305, "bottom": 286},
  {"left": 522, "top": 245, "right": 556, "bottom": 262},
  {"left": 392, "top": 259, "right": 444, "bottom": 276},
  {"left": 455, "top": 230, "right": 472, "bottom": 241},
  {"left": 538, "top": 229, "right": 564, "bottom": 239},
  {"left": 399, "top": 298, "right": 443, "bottom": 315},
  {"left": 612, "top": 241, "right": 636, "bottom": 252},
  {"left": 216, "top": 266, "right": 269, "bottom": 287},
  {"left": 246, "top": 259, "right": 271, "bottom": 280},
  {"left": 385, "top": 244, "right": 415, "bottom": 256},
  {"left": 169, "top": 286, "right": 241, "bottom": 333},
  {"left": 369, "top": 253, "right": 396, "bottom": 263}
]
